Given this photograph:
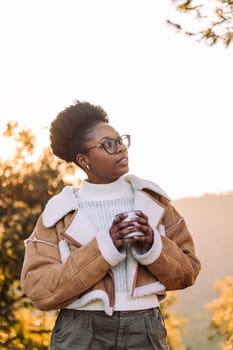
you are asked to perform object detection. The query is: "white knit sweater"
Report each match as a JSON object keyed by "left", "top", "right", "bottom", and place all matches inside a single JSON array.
[{"left": 74, "top": 176, "right": 159, "bottom": 311}]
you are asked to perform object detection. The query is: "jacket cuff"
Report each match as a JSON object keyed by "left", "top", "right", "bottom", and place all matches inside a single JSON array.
[
  {"left": 131, "top": 229, "right": 162, "bottom": 265},
  {"left": 96, "top": 231, "right": 126, "bottom": 266}
]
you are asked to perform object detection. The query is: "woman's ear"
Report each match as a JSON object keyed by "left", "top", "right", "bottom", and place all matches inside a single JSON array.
[
  {"left": 76, "top": 153, "right": 90, "bottom": 171},
  {"left": 76, "top": 153, "right": 84, "bottom": 168}
]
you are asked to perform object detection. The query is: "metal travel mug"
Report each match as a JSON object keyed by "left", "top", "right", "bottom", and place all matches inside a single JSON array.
[{"left": 115, "top": 210, "right": 144, "bottom": 238}]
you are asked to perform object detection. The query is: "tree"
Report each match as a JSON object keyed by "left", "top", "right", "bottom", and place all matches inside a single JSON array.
[
  {"left": 206, "top": 276, "right": 233, "bottom": 349},
  {"left": 0, "top": 122, "right": 77, "bottom": 349},
  {"left": 168, "top": 0, "right": 233, "bottom": 47},
  {"left": 161, "top": 292, "right": 187, "bottom": 350}
]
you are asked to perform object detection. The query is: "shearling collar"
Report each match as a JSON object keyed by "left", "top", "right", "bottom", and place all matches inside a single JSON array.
[
  {"left": 124, "top": 174, "right": 170, "bottom": 199},
  {"left": 42, "top": 174, "right": 170, "bottom": 228}
]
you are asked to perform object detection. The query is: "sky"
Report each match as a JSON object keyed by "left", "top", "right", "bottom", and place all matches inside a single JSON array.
[{"left": 0, "top": 0, "right": 232, "bottom": 200}]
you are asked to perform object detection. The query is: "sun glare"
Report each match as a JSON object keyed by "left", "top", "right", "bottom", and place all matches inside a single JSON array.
[
  {"left": 0, "top": 123, "right": 50, "bottom": 163},
  {"left": 0, "top": 136, "right": 16, "bottom": 161}
]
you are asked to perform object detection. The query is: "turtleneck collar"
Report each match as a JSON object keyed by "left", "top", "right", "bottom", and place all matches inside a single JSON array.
[{"left": 76, "top": 176, "right": 134, "bottom": 201}]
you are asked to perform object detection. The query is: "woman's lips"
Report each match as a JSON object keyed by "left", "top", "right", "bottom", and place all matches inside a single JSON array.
[{"left": 116, "top": 156, "right": 128, "bottom": 164}]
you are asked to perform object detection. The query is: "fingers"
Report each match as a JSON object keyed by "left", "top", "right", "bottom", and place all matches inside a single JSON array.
[
  {"left": 110, "top": 210, "right": 154, "bottom": 250},
  {"left": 131, "top": 211, "right": 154, "bottom": 250},
  {"left": 110, "top": 225, "right": 137, "bottom": 249},
  {"left": 110, "top": 222, "right": 133, "bottom": 249},
  {"left": 113, "top": 212, "right": 128, "bottom": 225},
  {"left": 133, "top": 211, "right": 151, "bottom": 234}
]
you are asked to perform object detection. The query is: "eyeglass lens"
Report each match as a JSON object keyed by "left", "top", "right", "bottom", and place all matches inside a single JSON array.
[{"left": 103, "top": 135, "right": 130, "bottom": 154}]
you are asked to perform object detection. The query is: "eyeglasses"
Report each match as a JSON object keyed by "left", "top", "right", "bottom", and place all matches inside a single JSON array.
[{"left": 85, "top": 134, "right": 131, "bottom": 154}]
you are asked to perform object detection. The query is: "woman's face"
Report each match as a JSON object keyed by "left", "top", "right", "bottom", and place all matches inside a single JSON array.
[{"left": 77, "top": 122, "right": 130, "bottom": 184}]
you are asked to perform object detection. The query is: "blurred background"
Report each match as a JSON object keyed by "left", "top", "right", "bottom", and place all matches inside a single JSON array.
[{"left": 1, "top": 1, "right": 233, "bottom": 349}]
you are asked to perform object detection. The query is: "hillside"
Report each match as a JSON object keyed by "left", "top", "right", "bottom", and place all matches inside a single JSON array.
[{"left": 171, "top": 191, "right": 233, "bottom": 349}]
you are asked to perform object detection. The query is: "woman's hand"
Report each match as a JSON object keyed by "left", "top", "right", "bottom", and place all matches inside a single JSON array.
[
  {"left": 130, "top": 210, "right": 154, "bottom": 252},
  {"left": 109, "top": 210, "right": 154, "bottom": 251}
]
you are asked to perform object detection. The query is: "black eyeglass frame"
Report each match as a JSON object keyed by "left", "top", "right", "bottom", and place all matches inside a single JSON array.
[{"left": 84, "top": 134, "right": 131, "bottom": 154}]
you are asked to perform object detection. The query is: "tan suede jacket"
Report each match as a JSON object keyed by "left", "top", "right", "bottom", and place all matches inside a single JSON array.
[{"left": 20, "top": 175, "right": 201, "bottom": 315}]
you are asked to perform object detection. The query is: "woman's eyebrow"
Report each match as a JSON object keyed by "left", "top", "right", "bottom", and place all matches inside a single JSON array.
[{"left": 99, "top": 134, "right": 120, "bottom": 141}]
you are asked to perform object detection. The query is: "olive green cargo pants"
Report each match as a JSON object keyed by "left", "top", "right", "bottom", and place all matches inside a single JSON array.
[{"left": 50, "top": 308, "right": 170, "bottom": 350}]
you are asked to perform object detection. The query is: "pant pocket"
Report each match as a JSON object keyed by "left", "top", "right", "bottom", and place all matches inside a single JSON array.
[
  {"left": 145, "top": 308, "right": 170, "bottom": 350},
  {"left": 50, "top": 309, "right": 92, "bottom": 350}
]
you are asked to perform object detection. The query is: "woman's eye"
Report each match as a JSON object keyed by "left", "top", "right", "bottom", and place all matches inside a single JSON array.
[{"left": 104, "top": 140, "right": 114, "bottom": 149}]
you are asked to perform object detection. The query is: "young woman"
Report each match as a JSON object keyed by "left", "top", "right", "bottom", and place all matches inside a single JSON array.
[{"left": 21, "top": 100, "right": 201, "bottom": 350}]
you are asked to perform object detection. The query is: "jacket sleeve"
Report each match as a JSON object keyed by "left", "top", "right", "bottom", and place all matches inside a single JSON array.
[
  {"left": 146, "top": 198, "right": 201, "bottom": 290},
  {"left": 20, "top": 214, "right": 112, "bottom": 311}
]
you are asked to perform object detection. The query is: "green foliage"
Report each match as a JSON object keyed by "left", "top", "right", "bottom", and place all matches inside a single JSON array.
[{"left": 168, "top": 0, "right": 233, "bottom": 47}]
